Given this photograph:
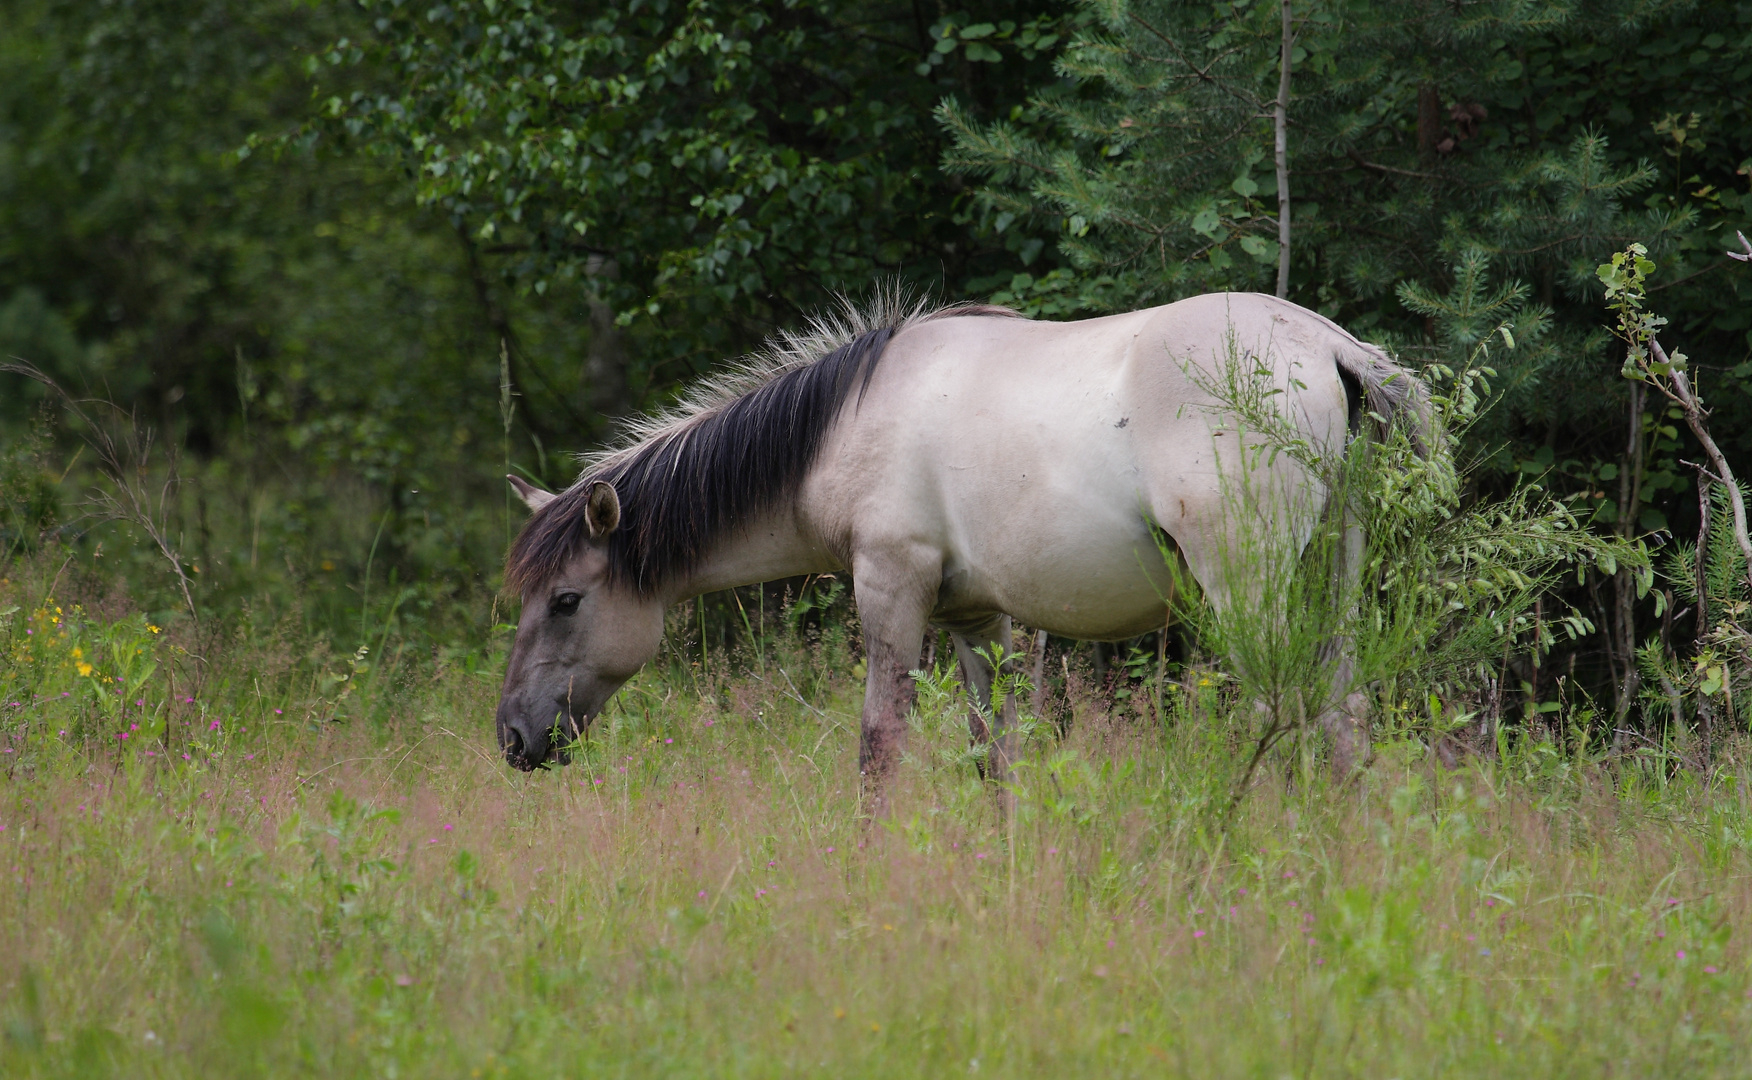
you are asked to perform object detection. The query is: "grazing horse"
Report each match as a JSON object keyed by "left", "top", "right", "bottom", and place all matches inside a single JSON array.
[{"left": 495, "top": 293, "right": 1428, "bottom": 798}]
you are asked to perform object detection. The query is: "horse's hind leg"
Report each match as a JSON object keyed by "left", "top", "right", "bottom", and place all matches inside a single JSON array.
[
  {"left": 951, "top": 616, "right": 1019, "bottom": 812},
  {"left": 1313, "top": 517, "right": 1370, "bottom": 779},
  {"left": 1153, "top": 481, "right": 1367, "bottom": 781}
]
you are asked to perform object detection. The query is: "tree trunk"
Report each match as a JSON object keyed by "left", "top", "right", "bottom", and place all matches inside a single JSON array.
[
  {"left": 1612, "top": 380, "right": 1645, "bottom": 724},
  {"left": 1416, "top": 84, "right": 1442, "bottom": 159},
  {"left": 1274, "top": 0, "right": 1293, "bottom": 299}
]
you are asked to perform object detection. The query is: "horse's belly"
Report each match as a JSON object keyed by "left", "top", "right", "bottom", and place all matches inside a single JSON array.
[{"left": 936, "top": 520, "right": 1177, "bottom": 641}]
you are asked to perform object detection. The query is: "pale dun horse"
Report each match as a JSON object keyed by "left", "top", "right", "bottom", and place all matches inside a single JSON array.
[{"left": 495, "top": 292, "right": 1428, "bottom": 809}]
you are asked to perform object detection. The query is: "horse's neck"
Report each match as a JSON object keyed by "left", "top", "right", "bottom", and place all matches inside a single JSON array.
[{"left": 662, "top": 507, "right": 839, "bottom": 603}]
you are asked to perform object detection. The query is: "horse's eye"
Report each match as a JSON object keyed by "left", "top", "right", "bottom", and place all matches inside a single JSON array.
[{"left": 551, "top": 592, "right": 582, "bottom": 617}]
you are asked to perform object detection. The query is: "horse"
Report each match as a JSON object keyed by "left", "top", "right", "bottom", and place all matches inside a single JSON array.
[{"left": 494, "top": 292, "right": 1428, "bottom": 801}]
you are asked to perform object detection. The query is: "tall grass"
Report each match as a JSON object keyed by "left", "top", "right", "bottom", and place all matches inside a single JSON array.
[{"left": 5, "top": 573, "right": 1752, "bottom": 1077}]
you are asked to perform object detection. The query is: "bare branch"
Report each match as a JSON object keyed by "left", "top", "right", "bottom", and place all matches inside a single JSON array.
[
  {"left": 1647, "top": 340, "right": 1752, "bottom": 589},
  {"left": 1345, "top": 149, "right": 1441, "bottom": 181}
]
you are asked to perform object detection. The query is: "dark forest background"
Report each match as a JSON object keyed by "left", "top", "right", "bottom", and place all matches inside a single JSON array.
[{"left": 2, "top": 0, "right": 1749, "bottom": 725}]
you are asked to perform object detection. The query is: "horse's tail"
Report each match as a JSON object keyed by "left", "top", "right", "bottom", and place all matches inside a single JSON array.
[{"left": 1334, "top": 340, "right": 1437, "bottom": 458}]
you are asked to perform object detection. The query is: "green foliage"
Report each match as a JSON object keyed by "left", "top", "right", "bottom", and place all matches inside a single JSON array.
[
  {"left": 304, "top": 0, "right": 1069, "bottom": 375},
  {"left": 0, "top": 416, "right": 59, "bottom": 560},
  {"left": 1666, "top": 484, "right": 1752, "bottom": 614},
  {"left": 1641, "top": 483, "right": 1752, "bottom": 728},
  {"left": 944, "top": 0, "right": 1752, "bottom": 546},
  {"left": 1166, "top": 317, "right": 1641, "bottom": 775}
]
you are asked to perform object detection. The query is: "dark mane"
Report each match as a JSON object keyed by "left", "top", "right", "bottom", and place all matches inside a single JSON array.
[{"left": 505, "top": 301, "right": 1022, "bottom": 595}]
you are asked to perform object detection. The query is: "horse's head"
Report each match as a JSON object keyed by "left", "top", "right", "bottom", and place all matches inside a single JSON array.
[{"left": 496, "top": 476, "right": 665, "bottom": 770}]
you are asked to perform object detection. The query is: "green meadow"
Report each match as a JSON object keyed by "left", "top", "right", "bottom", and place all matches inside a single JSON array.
[{"left": 5, "top": 574, "right": 1752, "bottom": 1078}]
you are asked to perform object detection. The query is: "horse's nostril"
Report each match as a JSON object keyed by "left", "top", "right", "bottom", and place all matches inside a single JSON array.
[{"left": 503, "top": 726, "right": 525, "bottom": 761}]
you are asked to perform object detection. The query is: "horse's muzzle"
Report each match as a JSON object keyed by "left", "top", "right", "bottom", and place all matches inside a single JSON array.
[{"left": 497, "top": 702, "right": 578, "bottom": 772}]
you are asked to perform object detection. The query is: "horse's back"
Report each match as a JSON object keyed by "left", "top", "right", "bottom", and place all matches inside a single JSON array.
[{"left": 816, "top": 294, "right": 1358, "bottom": 638}]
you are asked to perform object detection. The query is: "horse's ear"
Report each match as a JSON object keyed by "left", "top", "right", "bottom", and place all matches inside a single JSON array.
[
  {"left": 507, "top": 474, "right": 556, "bottom": 513},
  {"left": 585, "top": 480, "right": 621, "bottom": 538}
]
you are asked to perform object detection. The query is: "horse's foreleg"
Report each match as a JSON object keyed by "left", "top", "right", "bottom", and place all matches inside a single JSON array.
[
  {"left": 952, "top": 617, "right": 1019, "bottom": 815},
  {"left": 852, "top": 552, "right": 937, "bottom": 814}
]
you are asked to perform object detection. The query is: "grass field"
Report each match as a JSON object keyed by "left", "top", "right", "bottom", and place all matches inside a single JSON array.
[{"left": 5, "top": 594, "right": 1752, "bottom": 1078}]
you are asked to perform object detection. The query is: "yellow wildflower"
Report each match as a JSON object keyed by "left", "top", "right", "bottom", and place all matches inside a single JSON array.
[{"left": 76, "top": 662, "right": 93, "bottom": 677}]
